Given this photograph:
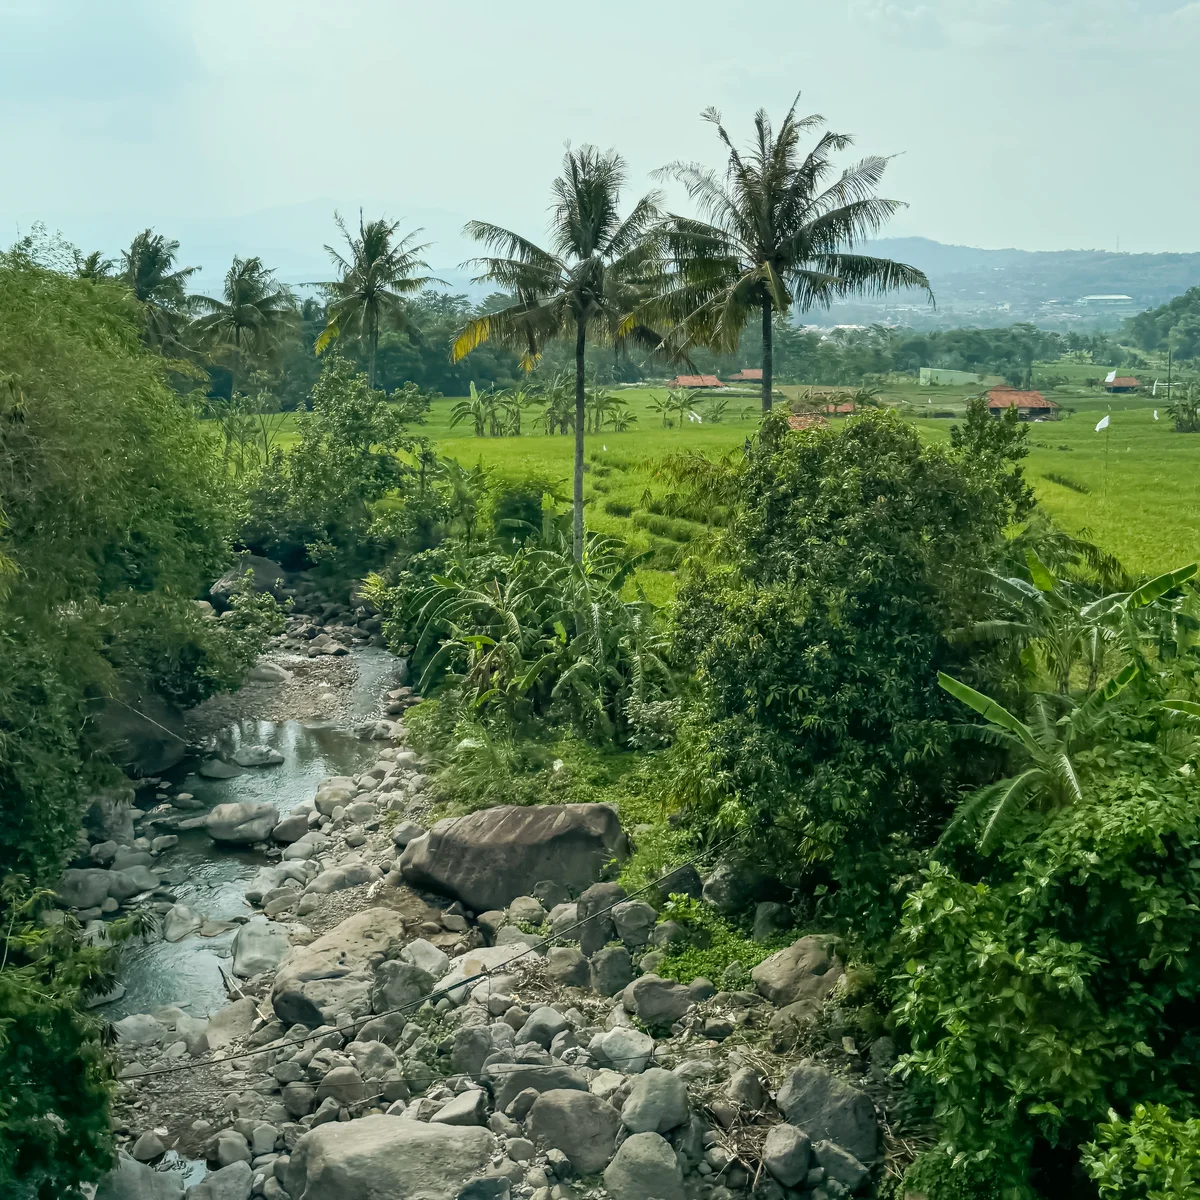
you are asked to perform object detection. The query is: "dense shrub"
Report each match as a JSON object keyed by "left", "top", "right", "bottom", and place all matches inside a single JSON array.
[{"left": 669, "top": 410, "right": 1020, "bottom": 932}]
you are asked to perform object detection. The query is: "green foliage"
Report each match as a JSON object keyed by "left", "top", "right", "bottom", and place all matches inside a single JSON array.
[
  {"left": 894, "top": 747, "right": 1200, "bottom": 1196},
  {"left": 949, "top": 395, "right": 1035, "bottom": 518},
  {"left": 244, "top": 355, "right": 428, "bottom": 569},
  {"left": 0, "top": 878, "right": 147, "bottom": 1199},
  {"left": 655, "top": 905, "right": 791, "bottom": 988},
  {"left": 1165, "top": 379, "right": 1200, "bottom": 433},
  {"left": 669, "top": 410, "right": 1016, "bottom": 933},
  {"left": 1125, "top": 286, "right": 1200, "bottom": 358},
  {"left": 1083, "top": 1105, "right": 1200, "bottom": 1199},
  {"left": 900, "top": 1149, "right": 1002, "bottom": 1200}
]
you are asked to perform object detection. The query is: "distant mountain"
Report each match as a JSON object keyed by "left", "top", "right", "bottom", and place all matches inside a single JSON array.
[{"left": 821, "top": 238, "right": 1200, "bottom": 330}]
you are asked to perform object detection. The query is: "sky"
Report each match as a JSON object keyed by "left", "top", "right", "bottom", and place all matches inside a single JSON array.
[{"left": 3, "top": 0, "right": 1199, "bottom": 291}]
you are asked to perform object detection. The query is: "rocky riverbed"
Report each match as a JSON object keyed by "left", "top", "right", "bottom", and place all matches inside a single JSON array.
[{"left": 65, "top": 587, "right": 906, "bottom": 1200}]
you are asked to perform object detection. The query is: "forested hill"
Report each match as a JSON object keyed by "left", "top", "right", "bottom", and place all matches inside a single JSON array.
[{"left": 827, "top": 237, "right": 1200, "bottom": 328}]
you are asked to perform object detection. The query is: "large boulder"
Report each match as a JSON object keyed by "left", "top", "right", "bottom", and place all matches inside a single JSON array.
[
  {"left": 210, "top": 554, "right": 286, "bottom": 606},
  {"left": 57, "top": 868, "right": 113, "bottom": 911},
  {"left": 776, "top": 1062, "right": 879, "bottom": 1165},
  {"left": 620, "top": 1068, "right": 689, "bottom": 1133},
  {"left": 487, "top": 1063, "right": 589, "bottom": 1114},
  {"left": 96, "top": 1151, "right": 185, "bottom": 1200},
  {"left": 183, "top": 1161, "right": 252, "bottom": 1200},
  {"left": 272, "top": 908, "right": 408, "bottom": 1027},
  {"left": 701, "top": 861, "right": 773, "bottom": 915},
  {"left": 399, "top": 803, "right": 628, "bottom": 912},
  {"left": 577, "top": 882, "right": 626, "bottom": 957},
  {"left": 232, "top": 917, "right": 291, "bottom": 978},
  {"left": 751, "top": 935, "right": 843, "bottom": 1008},
  {"left": 205, "top": 801, "right": 279, "bottom": 844},
  {"left": 603, "top": 1132, "right": 684, "bottom": 1200},
  {"left": 527, "top": 1090, "right": 623, "bottom": 1174},
  {"left": 623, "top": 975, "right": 693, "bottom": 1027},
  {"left": 88, "top": 684, "right": 188, "bottom": 777},
  {"left": 284, "top": 1114, "right": 494, "bottom": 1200}
]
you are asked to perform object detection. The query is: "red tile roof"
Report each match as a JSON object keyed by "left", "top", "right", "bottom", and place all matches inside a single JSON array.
[
  {"left": 787, "top": 413, "right": 828, "bottom": 431},
  {"left": 986, "top": 388, "right": 1058, "bottom": 410},
  {"left": 1105, "top": 376, "right": 1140, "bottom": 389},
  {"left": 727, "top": 368, "right": 763, "bottom": 382},
  {"left": 668, "top": 374, "right": 724, "bottom": 389},
  {"left": 823, "top": 401, "right": 856, "bottom": 415}
]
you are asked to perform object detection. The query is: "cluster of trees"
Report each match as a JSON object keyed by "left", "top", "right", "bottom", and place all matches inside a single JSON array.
[
  {"left": 0, "top": 245, "right": 279, "bottom": 1194},
  {"left": 1125, "top": 286, "right": 1200, "bottom": 360}
]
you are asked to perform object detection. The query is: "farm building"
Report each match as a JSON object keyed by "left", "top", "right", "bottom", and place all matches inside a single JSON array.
[
  {"left": 787, "top": 413, "right": 827, "bottom": 431},
  {"left": 667, "top": 374, "right": 724, "bottom": 389},
  {"left": 727, "top": 368, "right": 763, "bottom": 383},
  {"left": 986, "top": 387, "right": 1060, "bottom": 420},
  {"left": 822, "top": 401, "right": 857, "bottom": 417},
  {"left": 1103, "top": 372, "right": 1140, "bottom": 393}
]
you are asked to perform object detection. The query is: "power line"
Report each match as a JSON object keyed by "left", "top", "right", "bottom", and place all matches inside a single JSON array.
[{"left": 120, "top": 832, "right": 740, "bottom": 1081}]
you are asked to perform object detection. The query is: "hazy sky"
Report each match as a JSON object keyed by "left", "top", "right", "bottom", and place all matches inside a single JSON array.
[{"left": 3, "top": 0, "right": 1198, "bottom": 286}]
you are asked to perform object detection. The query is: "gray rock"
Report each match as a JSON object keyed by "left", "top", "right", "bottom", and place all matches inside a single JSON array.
[
  {"left": 603, "top": 1132, "right": 684, "bottom": 1200},
  {"left": 210, "top": 554, "right": 286, "bottom": 604},
  {"left": 547, "top": 902, "right": 579, "bottom": 938},
  {"left": 649, "top": 920, "right": 689, "bottom": 948},
  {"left": 215, "top": 1130, "right": 251, "bottom": 1166},
  {"left": 372, "top": 960, "right": 436, "bottom": 1014},
  {"left": 232, "top": 744, "right": 284, "bottom": 768},
  {"left": 271, "top": 813, "right": 309, "bottom": 843},
  {"left": 612, "top": 900, "right": 658, "bottom": 948},
  {"left": 304, "top": 859, "right": 383, "bottom": 895},
  {"left": 391, "top": 819, "right": 427, "bottom": 850},
  {"left": 487, "top": 1064, "right": 588, "bottom": 1114},
  {"left": 402, "top": 938, "right": 450, "bottom": 979},
  {"left": 516, "top": 1006, "right": 569, "bottom": 1049},
  {"left": 656, "top": 863, "right": 703, "bottom": 900},
  {"left": 205, "top": 997, "right": 258, "bottom": 1050},
  {"left": 762, "top": 1124, "right": 812, "bottom": 1187},
  {"left": 726, "top": 1067, "right": 768, "bottom": 1111},
  {"left": 701, "top": 861, "right": 772, "bottom": 914},
  {"left": 776, "top": 1063, "right": 878, "bottom": 1165},
  {"left": 623, "top": 975, "right": 693, "bottom": 1027},
  {"left": 315, "top": 1065, "right": 365, "bottom": 1105},
  {"left": 96, "top": 1151, "right": 184, "bottom": 1200},
  {"left": 767, "top": 999, "right": 823, "bottom": 1053},
  {"left": 432, "top": 1089, "right": 488, "bottom": 1126},
  {"left": 508, "top": 896, "right": 547, "bottom": 926},
  {"left": 284, "top": 1114, "right": 494, "bottom": 1200},
  {"left": 91, "top": 687, "right": 188, "bottom": 776},
  {"left": 751, "top": 936, "right": 843, "bottom": 1008},
  {"left": 546, "top": 946, "right": 589, "bottom": 988},
  {"left": 753, "top": 901, "right": 793, "bottom": 941},
  {"left": 198, "top": 760, "right": 245, "bottom": 781},
  {"left": 532, "top": 880, "right": 572, "bottom": 908},
  {"left": 399, "top": 804, "right": 629, "bottom": 913},
  {"left": 161, "top": 904, "right": 201, "bottom": 943},
  {"left": 113, "top": 1013, "right": 166, "bottom": 1047},
  {"left": 107, "top": 865, "right": 161, "bottom": 900},
  {"left": 812, "top": 1140, "right": 869, "bottom": 1191},
  {"left": 205, "top": 801, "right": 279, "bottom": 844},
  {"left": 588, "top": 1026, "right": 654, "bottom": 1074},
  {"left": 131, "top": 1130, "right": 165, "bottom": 1161},
  {"left": 231, "top": 917, "right": 291, "bottom": 978},
  {"left": 527, "top": 1089, "right": 622, "bottom": 1174},
  {"left": 589, "top": 946, "right": 634, "bottom": 996},
  {"left": 58, "top": 868, "right": 116, "bottom": 910},
  {"left": 185, "top": 1160, "right": 252, "bottom": 1200},
  {"left": 620, "top": 1068, "right": 689, "bottom": 1133},
  {"left": 272, "top": 908, "right": 408, "bottom": 1027},
  {"left": 576, "top": 882, "right": 626, "bottom": 957},
  {"left": 282, "top": 1082, "right": 316, "bottom": 1118},
  {"left": 452, "top": 1026, "right": 496, "bottom": 1076}
]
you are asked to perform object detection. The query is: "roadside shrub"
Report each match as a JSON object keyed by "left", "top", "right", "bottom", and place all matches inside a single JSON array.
[{"left": 1083, "top": 1105, "right": 1200, "bottom": 1199}]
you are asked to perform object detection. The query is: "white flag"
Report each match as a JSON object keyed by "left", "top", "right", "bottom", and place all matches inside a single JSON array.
[
  {"left": 1154, "top": 411, "right": 1159, "bottom": 421},
  {"left": 1095, "top": 415, "right": 1110, "bottom": 432}
]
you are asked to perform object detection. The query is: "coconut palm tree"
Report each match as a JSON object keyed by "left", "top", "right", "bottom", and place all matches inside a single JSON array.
[
  {"left": 316, "top": 212, "right": 436, "bottom": 387},
  {"left": 120, "top": 229, "right": 198, "bottom": 353},
  {"left": 653, "top": 100, "right": 932, "bottom": 412},
  {"left": 74, "top": 250, "right": 114, "bottom": 280},
  {"left": 192, "top": 256, "right": 295, "bottom": 397},
  {"left": 451, "top": 147, "right": 664, "bottom": 561}
]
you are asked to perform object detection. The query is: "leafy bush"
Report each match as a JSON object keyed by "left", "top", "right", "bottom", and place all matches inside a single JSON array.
[
  {"left": 1083, "top": 1105, "right": 1200, "bottom": 1199},
  {"left": 894, "top": 747, "right": 1200, "bottom": 1195},
  {"left": 899, "top": 1149, "right": 1001, "bottom": 1200},
  {"left": 669, "top": 410, "right": 1018, "bottom": 934}
]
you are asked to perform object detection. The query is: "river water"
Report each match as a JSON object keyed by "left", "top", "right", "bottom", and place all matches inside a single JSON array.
[{"left": 110, "top": 649, "right": 404, "bottom": 1020}]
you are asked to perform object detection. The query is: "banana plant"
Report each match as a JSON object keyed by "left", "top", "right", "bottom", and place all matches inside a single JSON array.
[
  {"left": 938, "top": 663, "right": 1139, "bottom": 853},
  {"left": 449, "top": 381, "right": 488, "bottom": 438}
]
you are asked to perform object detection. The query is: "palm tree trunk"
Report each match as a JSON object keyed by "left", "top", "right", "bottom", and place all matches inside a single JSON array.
[
  {"left": 369, "top": 323, "right": 378, "bottom": 389},
  {"left": 573, "top": 316, "right": 586, "bottom": 563},
  {"left": 761, "top": 298, "right": 774, "bottom": 414}
]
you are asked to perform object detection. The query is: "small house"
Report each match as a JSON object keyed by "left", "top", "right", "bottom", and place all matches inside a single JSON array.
[
  {"left": 1103, "top": 372, "right": 1139, "bottom": 393},
  {"left": 727, "top": 368, "right": 763, "bottom": 383},
  {"left": 985, "top": 388, "right": 1060, "bottom": 421},
  {"left": 667, "top": 374, "right": 724, "bottom": 389}
]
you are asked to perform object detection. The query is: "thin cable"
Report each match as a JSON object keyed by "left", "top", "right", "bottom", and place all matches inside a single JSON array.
[{"left": 120, "top": 832, "right": 740, "bottom": 1081}]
